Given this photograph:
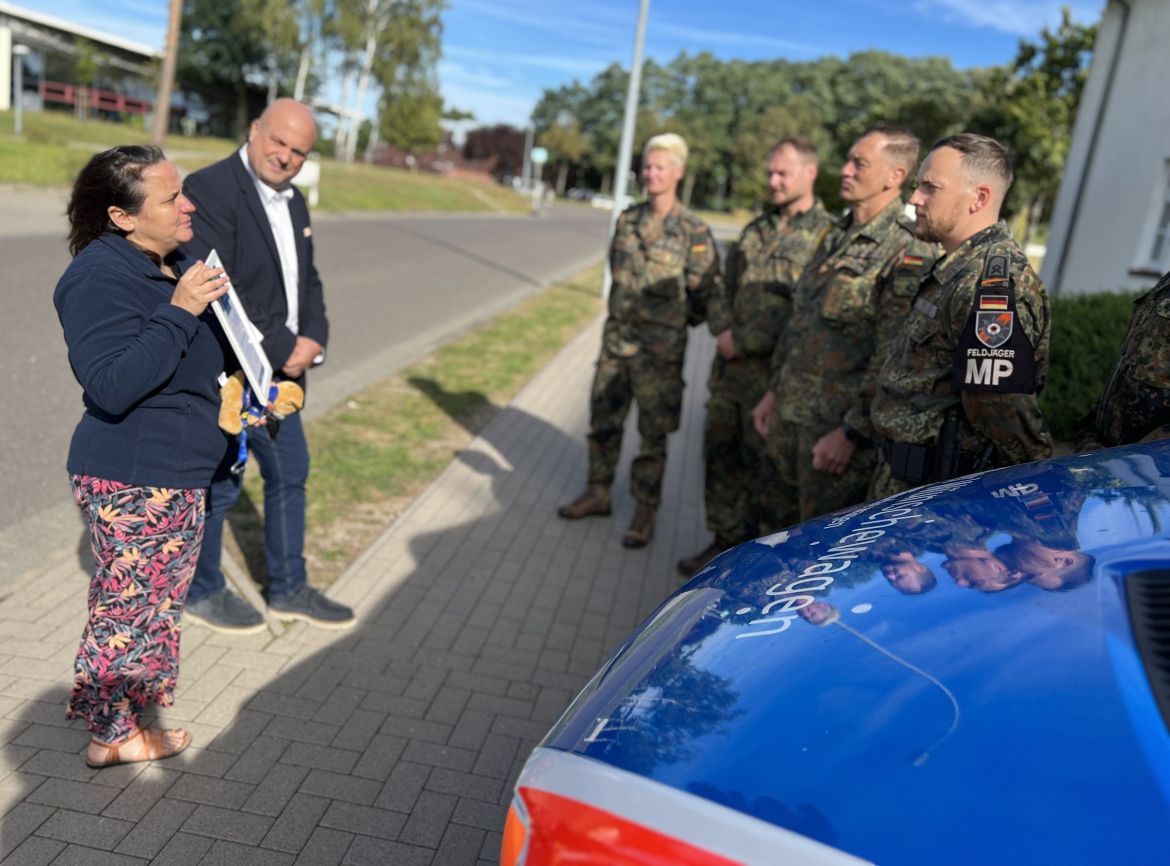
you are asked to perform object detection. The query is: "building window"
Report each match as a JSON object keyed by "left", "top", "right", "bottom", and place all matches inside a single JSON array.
[{"left": 1134, "top": 161, "right": 1170, "bottom": 278}]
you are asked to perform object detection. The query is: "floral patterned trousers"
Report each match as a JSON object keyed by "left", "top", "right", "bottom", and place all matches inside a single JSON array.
[{"left": 68, "top": 476, "right": 205, "bottom": 742}]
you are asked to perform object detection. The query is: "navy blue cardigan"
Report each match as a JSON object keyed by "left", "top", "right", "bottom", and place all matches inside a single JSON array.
[{"left": 54, "top": 234, "right": 231, "bottom": 489}]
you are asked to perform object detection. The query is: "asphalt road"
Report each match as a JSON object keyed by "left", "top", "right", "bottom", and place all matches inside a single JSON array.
[{"left": 0, "top": 196, "right": 612, "bottom": 590}]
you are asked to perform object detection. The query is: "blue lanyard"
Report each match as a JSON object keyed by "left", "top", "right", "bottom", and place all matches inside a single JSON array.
[{"left": 230, "top": 383, "right": 278, "bottom": 475}]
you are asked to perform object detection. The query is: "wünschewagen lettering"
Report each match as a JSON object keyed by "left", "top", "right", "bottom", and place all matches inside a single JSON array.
[{"left": 736, "top": 478, "right": 976, "bottom": 639}]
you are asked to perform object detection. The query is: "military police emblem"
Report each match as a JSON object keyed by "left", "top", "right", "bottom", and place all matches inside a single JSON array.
[
  {"left": 954, "top": 250, "right": 1037, "bottom": 393},
  {"left": 975, "top": 299, "right": 1012, "bottom": 348}
]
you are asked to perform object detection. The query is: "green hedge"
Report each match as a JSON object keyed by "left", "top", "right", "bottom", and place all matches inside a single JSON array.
[{"left": 1040, "top": 290, "right": 1138, "bottom": 441}]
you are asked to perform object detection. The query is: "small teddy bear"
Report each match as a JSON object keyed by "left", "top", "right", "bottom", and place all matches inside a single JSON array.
[{"left": 217, "top": 371, "right": 305, "bottom": 435}]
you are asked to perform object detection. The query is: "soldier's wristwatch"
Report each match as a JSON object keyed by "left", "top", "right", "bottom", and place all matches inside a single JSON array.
[{"left": 841, "top": 422, "right": 865, "bottom": 445}]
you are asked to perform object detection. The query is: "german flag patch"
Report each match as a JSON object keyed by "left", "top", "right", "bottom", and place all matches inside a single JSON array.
[
  {"left": 979, "top": 295, "right": 1009, "bottom": 311},
  {"left": 902, "top": 254, "right": 924, "bottom": 266},
  {"left": 691, "top": 244, "right": 708, "bottom": 253}
]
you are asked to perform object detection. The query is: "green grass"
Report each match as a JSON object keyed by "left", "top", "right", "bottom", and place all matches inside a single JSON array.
[
  {"left": 228, "top": 263, "right": 605, "bottom": 587},
  {"left": 303, "top": 160, "right": 526, "bottom": 212},
  {"left": 0, "top": 108, "right": 528, "bottom": 214}
]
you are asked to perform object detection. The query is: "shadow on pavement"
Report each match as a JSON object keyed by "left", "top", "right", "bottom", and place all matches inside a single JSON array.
[{"left": 1, "top": 399, "right": 677, "bottom": 865}]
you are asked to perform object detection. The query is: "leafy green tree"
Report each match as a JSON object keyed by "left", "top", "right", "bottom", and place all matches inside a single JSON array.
[
  {"left": 530, "top": 81, "right": 587, "bottom": 132},
  {"left": 540, "top": 120, "right": 587, "bottom": 195},
  {"left": 378, "top": 81, "right": 443, "bottom": 155},
  {"left": 334, "top": 0, "right": 444, "bottom": 162},
  {"left": 970, "top": 7, "right": 1096, "bottom": 242},
  {"left": 72, "top": 38, "right": 106, "bottom": 121},
  {"left": 527, "top": 36, "right": 1072, "bottom": 215},
  {"left": 575, "top": 63, "right": 632, "bottom": 193},
  {"left": 659, "top": 53, "right": 746, "bottom": 206},
  {"left": 178, "top": 0, "right": 300, "bottom": 136},
  {"left": 731, "top": 98, "right": 832, "bottom": 210}
]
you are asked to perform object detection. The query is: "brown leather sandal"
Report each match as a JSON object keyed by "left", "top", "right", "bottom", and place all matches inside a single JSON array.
[{"left": 86, "top": 727, "right": 192, "bottom": 769}]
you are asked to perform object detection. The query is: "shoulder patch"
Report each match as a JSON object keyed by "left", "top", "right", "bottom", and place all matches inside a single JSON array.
[
  {"left": 981, "top": 254, "right": 1009, "bottom": 284},
  {"left": 953, "top": 246, "right": 1037, "bottom": 394}
]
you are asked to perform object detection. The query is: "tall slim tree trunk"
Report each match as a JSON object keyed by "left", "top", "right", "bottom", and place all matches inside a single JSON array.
[
  {"left": 266, "top": 55, "right": 278, "bottom": 106},
  {"left": 334, "top": 66, "right": 354, "bottom": 159},
  {"left": 345, "top": 26, "right": 378, "bottom": 163},
  {"left": 1025, "top": 195, "right": 1044, "bottom": 248},
  {"left": 556, "top": 161, "right": 568, "bottom": 195},
  {"left": 682, "top": 172, "right": 697, "bottom": 207},
  {"left": 293, "top": 44, "right": 311, "bottom": 101},
  {"left": 236, "top": 82, "right": 249, "bottom": 138}
]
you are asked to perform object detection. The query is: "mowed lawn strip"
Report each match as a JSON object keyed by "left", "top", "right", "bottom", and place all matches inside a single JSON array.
[
  {"left": 226, "top": 263, "right": 605, "bottom": 587},
  {"left": 0, "top": 110, "right": 528, "bottom": 213}
]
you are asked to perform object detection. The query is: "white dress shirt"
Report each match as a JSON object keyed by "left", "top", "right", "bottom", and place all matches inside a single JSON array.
[{"left": 239, "top": 146, "right": 300, "bottom": 335}]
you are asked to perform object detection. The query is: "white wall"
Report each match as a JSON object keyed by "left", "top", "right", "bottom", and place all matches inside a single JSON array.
[
  {"left": 0, "top": 26, "right": 11, "bottom": 113},
  {"left": 1045, "top": 0, "right": 1170, "bottom": 295}
]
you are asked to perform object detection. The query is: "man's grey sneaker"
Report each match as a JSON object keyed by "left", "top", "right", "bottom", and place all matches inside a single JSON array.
[
  {"left": 267, "top": 585, "right": 356, "bottom": 629},
  {"left": 185, "top": 589, "right": 266, "bottom": 634}
]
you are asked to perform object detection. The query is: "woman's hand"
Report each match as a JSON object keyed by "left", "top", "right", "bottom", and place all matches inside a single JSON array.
[{"left": 172, "top": 261, "right": 229, "bottom": 317}]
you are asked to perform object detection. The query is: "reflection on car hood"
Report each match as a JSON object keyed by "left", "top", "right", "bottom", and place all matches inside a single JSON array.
[{"left": 544, "top": 443, "right": 1170, "bottom": 865}]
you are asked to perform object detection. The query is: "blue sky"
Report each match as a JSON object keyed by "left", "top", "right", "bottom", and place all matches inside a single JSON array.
[{"left": 14, "top": 0, "right": 1106, "bottom": 127}]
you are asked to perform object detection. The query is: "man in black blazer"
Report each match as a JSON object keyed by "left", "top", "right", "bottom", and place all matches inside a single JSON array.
[{"left": 183, "top": 98, "right": 354, "bottom": 631}]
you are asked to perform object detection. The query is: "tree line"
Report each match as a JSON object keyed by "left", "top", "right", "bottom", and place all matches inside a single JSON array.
[
  {"left": 176, "top": 0, "right": 449, "bottom": 161},
  {"left": 532, "top": 10, "right": 1094, "bottom": 240}
]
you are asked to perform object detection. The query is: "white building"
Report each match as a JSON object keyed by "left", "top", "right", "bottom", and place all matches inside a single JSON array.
[
  {"left": 1044, "top": 0, "right": 1170, "bottom": 295},
  {"left": 0, "top": 1, "right": 158, "bottom": 116}
]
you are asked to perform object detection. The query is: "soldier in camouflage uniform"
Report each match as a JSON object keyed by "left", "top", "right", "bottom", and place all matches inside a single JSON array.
[
  {"left": 558, "top": 133, "right": 720, "bottom": 548},
  {"left": 1079, "top": 269, "right": 1170, "bottom": 449},
  {"left": 752, "top": 126, "right": 938, "bottom": 525},
  {"left": 677, "top": 137, "right": 834, "bottom": 577},
  {"left": 871, "top": 134, "right": 1053, "bottom": 499}
]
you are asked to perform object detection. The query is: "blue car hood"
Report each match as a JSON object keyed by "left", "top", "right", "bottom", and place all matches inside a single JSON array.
[{"left": 544, "top": 444, "right": 1170, "bottom": 865}]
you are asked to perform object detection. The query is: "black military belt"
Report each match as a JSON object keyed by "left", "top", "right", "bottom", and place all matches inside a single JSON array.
[{"left": 877, "top": 438, "right": 986, "bottom": 486}]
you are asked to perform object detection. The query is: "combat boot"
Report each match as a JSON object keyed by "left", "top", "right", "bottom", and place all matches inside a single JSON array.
[
  {"left": 676, "top": 536, "right": 734, "bottom": 578},
  {"left": 557, "top": 484, "right": 611, "bottom": 519},
  {"left": 621, "top": 501, "right": 656, "bottom": 548}
]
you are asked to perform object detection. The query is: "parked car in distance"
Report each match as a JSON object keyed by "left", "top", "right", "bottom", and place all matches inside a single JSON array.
[
  {"left": 565, "top": 187, "right": 598, "bottom": 201},
  {"left": 503, "top": 442, "right": 1170, "bottom": 865},
  {"left": 588, "top": 192, "right": 635, "bottom": 211}
]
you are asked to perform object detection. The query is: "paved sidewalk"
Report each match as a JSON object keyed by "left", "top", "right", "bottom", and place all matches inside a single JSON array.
[{"left": 0, "top": 316, "right": 717, "bottom": 865}]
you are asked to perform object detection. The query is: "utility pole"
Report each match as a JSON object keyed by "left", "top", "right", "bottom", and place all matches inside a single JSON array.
[
  {"left": 603, "top": 0, "right": 650, "bottom": 298},
  {"left": 151, "top": 0, "right": 182, "bottom": 145}
]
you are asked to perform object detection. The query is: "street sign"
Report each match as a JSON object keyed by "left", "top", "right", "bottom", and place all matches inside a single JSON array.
[{"left": 530, "top": 147, "right": 549, "bottom": 165}]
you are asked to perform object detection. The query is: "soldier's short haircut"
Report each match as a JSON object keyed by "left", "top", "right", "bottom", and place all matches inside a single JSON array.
[
  {"left": 644, "top": 132, "right": 688, "bottom": 168},
  {"left": 771, "top": 135, "right": 819, "bottom": 165},
  {"left": 931, "top": 133, "right": 1014, "bottom": 193},
  {"left": 861, "top": 124, "right": 921, "bottom": 175}
]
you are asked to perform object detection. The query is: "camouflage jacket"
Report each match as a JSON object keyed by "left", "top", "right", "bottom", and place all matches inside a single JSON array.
[
  {"left": 603, "top": 201, "right": 720, "bottom": 361},
  {"left": 707, "top": 200, "right": 834, "bottom": 399},
  {"left": 871, "top": 221, "right": 1053, "bottom": 467},
  {"left": 1093, "top": 271, "right": 1170, "bottom": 447},
  {"left": 772, "top": 198, "right": 938, "bottom": 435}
]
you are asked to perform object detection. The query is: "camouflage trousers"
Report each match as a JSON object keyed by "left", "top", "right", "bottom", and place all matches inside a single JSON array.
[
  {"left": 587, "top": 351, "right": 684, "bottom": 506},
  {"left": 703, "top": 382, "right": 777, "bottom": 543},
  {"left": 768, "top": 414, "right": 878, "bottom": 524},
  {"left": 869, "top": 456, "right": 915, "bottom": 501}
]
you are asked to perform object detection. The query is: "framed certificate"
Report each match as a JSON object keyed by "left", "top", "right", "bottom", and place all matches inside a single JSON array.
[{"left": 205, "top": 249, "right": 272, "bottom": 399}]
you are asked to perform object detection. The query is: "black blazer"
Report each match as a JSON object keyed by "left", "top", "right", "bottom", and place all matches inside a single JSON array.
[{"left": 182, "top": 151, "right": 328, "bottom": 374}]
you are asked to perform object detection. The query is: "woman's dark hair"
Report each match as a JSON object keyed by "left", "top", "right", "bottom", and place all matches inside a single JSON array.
[{"left": 67, "top": 145, "right": 165, "bottom": 256}]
